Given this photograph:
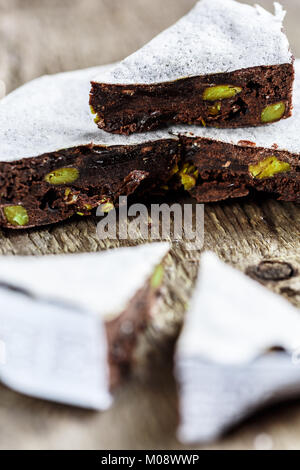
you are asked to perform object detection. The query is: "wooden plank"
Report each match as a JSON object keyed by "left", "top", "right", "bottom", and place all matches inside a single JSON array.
[{"left": 0, "top": 0, "right": 300, "bottom": 451}]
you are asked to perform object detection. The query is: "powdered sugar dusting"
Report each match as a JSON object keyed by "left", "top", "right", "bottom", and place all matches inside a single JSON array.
[
  {"left": 1, "top": 59, "right": 300, "bottom": 164},
  {"left": 0, "top": 65, "right": 176, "bottom": 163},
  {"left": 95, "top": 0, "right": 292, "bottom": 85}
]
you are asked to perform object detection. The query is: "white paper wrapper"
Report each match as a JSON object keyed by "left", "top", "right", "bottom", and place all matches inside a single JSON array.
[
  {"left": 0, "top": 65, "right": 175, "bottom": 163},
  {"left": 176, "top": 252, "right": 300, "bottom": 444},
  {"left": 0, "top": 288, "right": 112, "bottom": 410},
  {"left": 0, "top": 243, "right": 170, "bottom": 321},
  {"left": 95, "top": 0, "right": 292, "bottom": 85},
  {"left": 1, "top": 59, "right": 300, "bottom": 165},
  {"left": 0, "top": 243, "right": 170, "bottom": 408}
]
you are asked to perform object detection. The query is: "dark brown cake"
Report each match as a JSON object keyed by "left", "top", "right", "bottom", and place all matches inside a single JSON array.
[
  {"left": 90, "top": 64, "right": 294, "bottom": 135},
  {"left": 106, "top": 282, "right": 161, "bottom": 388},
  {"left": 0, "top": 61, "right": 181, "bottom": 229},
  {"left": 179, "top": 137, "right": 300, "bottom": 204},
  {"left": 0, "top": 141, "right": 179, "bottom": 229},
  {"left": 90, "top": 0, "right": 294, "bottom": 135}
]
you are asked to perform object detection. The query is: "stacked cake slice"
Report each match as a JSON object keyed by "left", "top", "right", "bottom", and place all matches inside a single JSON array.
[{"left": 90, "top": 0, "right": 293, "bottom": 134}]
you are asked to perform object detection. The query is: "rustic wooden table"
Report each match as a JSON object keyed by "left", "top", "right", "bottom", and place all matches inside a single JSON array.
[{"left": 0, "top": 0, "right": 300, "bottom": 450}]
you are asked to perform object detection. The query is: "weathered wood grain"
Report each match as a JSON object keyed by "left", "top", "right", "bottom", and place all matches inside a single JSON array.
[{"left": 0, "top": 0, "right": 300, "bottom": 451}]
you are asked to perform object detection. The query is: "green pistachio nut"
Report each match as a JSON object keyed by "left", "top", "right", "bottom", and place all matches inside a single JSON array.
[
  {"left": 151, "top": 264, "right": 164, "bottom": 289},
  {"left": 181, "top": 174, "right": 197, "bottom": 191},
  {"left": 4, "top": 205, "right": 29, "bottom": 226},
  {"left": 203, "top": 85, "right": 242, "bottom": 102},
  {"left": 179, "top": 163, "right": 199, "bottom": 191},
  {"left": 249, "top": 156, "right": 291, "bottom": 179},
  {"left": 100, "top": 201, "right": 115, "bottom": 213},
  {"left": 90, "top": 105, "right": 101, "bottom": 123},
  {"left": 261, "top": 102, "right": 286, "bottom": 123},
  {"left": 208, "top": 101, "right": 221, "bottom": 116},
  {"left": 45, "top": 167, "right": 79, "bottom": 185}
]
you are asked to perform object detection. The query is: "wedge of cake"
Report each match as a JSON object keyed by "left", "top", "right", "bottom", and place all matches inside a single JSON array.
[
  {"left": 0, "top": 243, "right": 169, "bottom": 405},
  {"left": 90, "top": 0, "right": 294, "bottom": 135},
  {"left": 175, "top": 253, "right": 300, "bottom": 444},
  {"left": 0, "top": 66, "right": 179, "bottom": 229}
]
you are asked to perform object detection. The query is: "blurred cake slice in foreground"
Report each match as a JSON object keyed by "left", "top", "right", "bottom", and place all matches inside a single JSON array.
[
  {"left": 0, "top": 243, "right": 169, "bottom": 407},
  {"left": 175, "top": 252, "right": 300, "bottom": 444}
]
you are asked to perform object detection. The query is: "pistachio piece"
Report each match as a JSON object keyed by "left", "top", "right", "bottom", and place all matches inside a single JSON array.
[
  {"left": 170, "top": 163, "right": 179, "bottom": 176},
  {"left": 63, "top": 188, "right": 79, "bottom": 205},
  {"left": 151, "top": 264, "right": 164, "bottom": 289},
  {"left": 45, "top": 168, "right": 79, "bottom": 185},
  {"left": 181, "top": 174, "right": 197, "bottom": 191},
  {"left": 4, "top": 205, "right": 29, "bottom": 226},
  {"left": 100, "top": 201, "right": 115, "bottom": 213},
  {"left": 261, "top": 102, "right": 286, "bottom": 123},
  {"left": 203, "top": 85, "right": 242, "bottom": 101},
  {"left": 249, "top": 156, "right": 291, "bottom": 179},
  {"left": 208, "top": 101, "right": 221, "bottom": 116},
  {"left": 179, "top": 163, "right": 199, "bottom": 191},
  {"left": 94, "top": 114, "right": 101, "bottom": 124},
  {"left": 90, "top": 105, "right": 101, "bottom": 124}
]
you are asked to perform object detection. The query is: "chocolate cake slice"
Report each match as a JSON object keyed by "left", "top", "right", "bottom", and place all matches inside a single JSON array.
[
  {"left": 0, "top": 242, "right": 170, "bottom": 404},
  {"left": 171, "top": 59, "right": 300, "bottom": 204},
  {"left": 0, "top": 66, "right": 179, "bottom": 229},
  {"left": 90, "top": 0, "right": 294, "bottom": 135},
  {"left": 1, "top": 58, "right": 299, "bottom": 231},
  {"left": 175, "top": 252, "right": 300, "bottom": 444}
]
